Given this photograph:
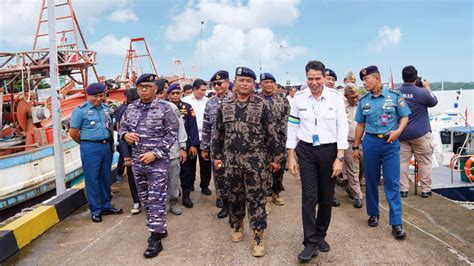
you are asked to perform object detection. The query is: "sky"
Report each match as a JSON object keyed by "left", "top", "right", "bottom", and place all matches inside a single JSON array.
[{"left": 0, "top": 0, "right": 473, "bottom": 86}]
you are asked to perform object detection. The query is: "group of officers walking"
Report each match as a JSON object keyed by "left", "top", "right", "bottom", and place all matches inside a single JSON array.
[{"left": 70, "top": 59, "right": 437, "bottom": 261}]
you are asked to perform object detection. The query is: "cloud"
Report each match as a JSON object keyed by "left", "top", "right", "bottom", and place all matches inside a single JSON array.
[
  {"left": 90, "top": 35, "right": 129, "bottom": 57},
  {"left": 0, "top": 0, "right": 136, "bottom": 47},
  {"left": 165, "top": 0, "right": 300, "bottom": 42},
  {"left": 107, "top": 9, "right": 138, "bottom": 23},
  {"left": 371, "top": 25, "right": 402, "bottom": 51}
]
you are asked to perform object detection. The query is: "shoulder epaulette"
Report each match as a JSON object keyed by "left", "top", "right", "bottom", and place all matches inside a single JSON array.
[
  {"left": 360, "top": 93, "right": 370, "bottom": 100},
  {"left": 389, "top": 88, "right": 400, "bottom": 95}
]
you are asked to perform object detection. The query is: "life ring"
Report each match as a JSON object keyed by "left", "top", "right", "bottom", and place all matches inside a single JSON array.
[{"left": 464, "top": 156, "right": 474, "bottom": 182}]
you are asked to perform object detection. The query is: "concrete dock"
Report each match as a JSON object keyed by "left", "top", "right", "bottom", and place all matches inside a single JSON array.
[{"left": 4, "top": 172, "right": 474, "bottom": 265}]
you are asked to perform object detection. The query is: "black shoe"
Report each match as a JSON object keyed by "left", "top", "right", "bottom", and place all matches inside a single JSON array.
[
  {"left": 368, "top": 215, "right": 379, "bottom": 227},
  {"left": 101, "top": 207, "right": 123, "bottom": 215},
  {"left": 216, "top": 198, "right": 224, "bottom": 208},
  {"left": 201, "top": 187, "right": 212, "bottom": 196},
  {"left": 420, "top": 191, "right": 432, "bottom": 198},
  {"left": 316, "top": 237, "right": 330, "bottom": 252},
  {"left": 298, "top": 245, "right": 319, "bottom": 262},
  {"left": 217, "top": 206, "right": 229, "bottom": 219},
  {"left": 400, "top": 191, "right": 408, "bottom": 198},
  {"left": 148, "top": 231, "right": 168, "bottom": 243},
  {"left": 392, "top": 225, "right": 406, "bottom": 239},
  {"left": 332, "top": 197, "right": 340, "bottom": 207},
  {"left": 91, "top": 214, "right": 102, "bottom": 223},
  {"left": 182, "top": 191, "right": 193, "bottom": 208},
  {"left": 353, "top": 198, "right": 363, "bottom": 209},
  {"left": 144, "top": 234, "right": 163, "bottom": 258}
]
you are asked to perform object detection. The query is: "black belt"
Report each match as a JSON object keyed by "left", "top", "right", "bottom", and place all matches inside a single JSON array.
[
  {"left": 366, "top": 133, "right": 386, "bottom": 139},
  {"left": 299, "top": 141, "right": 336, "bottom": 148},
  {"left": 81, "top": 139, "right": 109, "bottom": 144}
]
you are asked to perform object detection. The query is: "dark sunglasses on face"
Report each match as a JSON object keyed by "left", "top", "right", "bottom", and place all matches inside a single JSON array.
[{"left": 212, "top": 81, "right": 222, "bottom": 87}]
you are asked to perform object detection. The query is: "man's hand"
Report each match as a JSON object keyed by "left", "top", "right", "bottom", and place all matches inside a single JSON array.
[
  {"left": 124, "top": 157, "right": 132, "bottom": 167},
  {"left": 124, "top": 133, "right": 140, "bottom": 145},
  {"left": 269, "top": 162, "right": 281, "bottom": 173},
  {"left": 138, "top": 152, "right": 156, "bottom": 164},
  {"left": 422, "top": 79, "right": 431, "bottom": 91},
  {"left": 214, "top": 159, "right": 223, "bottom": 169},
  {"left": 189, "top": 146, "right": 198, "bottom": 159},
  {"left": 201, "top": 150, "right": 209, "bottom": 160},
  {"left": 353, "top": 149, "right": 360, "bottom": 160},
  {"left": 179, "top": 149, "right": 187, "bottom": 162},
  {"left": 331, "top": 159, "right": 343, "bottom": 177},
  {"left": 386, "top": 130, "right": 401, "bottom": 143},
  {"left": 288, "top": 157, "right": 299, "bottom": 177}
]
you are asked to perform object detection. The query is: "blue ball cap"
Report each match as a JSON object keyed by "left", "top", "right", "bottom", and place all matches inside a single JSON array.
[
  {"left": 210, "top": 70, "right": 229, "bottom": 82},
  {"left": 260, "top": 72, "right": 276, "bottom": 82},
  {"left": 167, "top": 83, "right": 181, "bottom": 94},
  {"left": 86, "top": 83, "right": 106, "bottom": 95},
  {"left": 359, "top": 65, "right": 379, "bottom": 80},
  {"left": 235, "top": 66, "right": 256, "bottom": 80},
  {"left": 136, "top": 73, "right": 157, "bottom": 86},
  {"left": 324, "top": 69, "right": 337, "bottom": 81}
]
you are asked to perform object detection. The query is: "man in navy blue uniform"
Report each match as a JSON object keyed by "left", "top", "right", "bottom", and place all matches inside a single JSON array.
[
  {"left": 398, "top": 66, "right": 438, "bottom": 198},
  {"left": 167, "top": 83, "right": 200, "bottom": 208},
  {"left": 70, "top": 83, "right": 123, "bottom": 223},
  {"left": 353, "top": 65, "right": 411, "bottom": 239}
]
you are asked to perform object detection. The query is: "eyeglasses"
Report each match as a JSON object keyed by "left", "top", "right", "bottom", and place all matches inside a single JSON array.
[
  {"left": 212, "top": 81, "right": 223, "bottom": 87},
  {"left": 137, "top": 85, "right": 154, "bottom": 91}
]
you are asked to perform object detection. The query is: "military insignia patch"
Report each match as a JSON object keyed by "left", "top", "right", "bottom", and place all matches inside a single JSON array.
[
  {"left": 361, "top": 69, "right": 367, "bottom": 75},
  {"left": 148, "top": 75, "right": 154, "bottom": 81},
  {"left": 260, "top": 73, "right": 265, "bottom": 80},
  {"left": 325, "top": 71, "right": 330, "bottom": 76},
  {"left": 216, "top": 74, "right": 220, "bottom": 80},
  {"left": 237, "top": 67, "right": 242, "bottom": 75}
]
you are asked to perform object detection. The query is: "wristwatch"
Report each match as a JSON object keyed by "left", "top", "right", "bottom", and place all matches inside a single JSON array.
[
  {"left": 337, "top": 156, "right": 344, "bottom": 162},
  {"left": 352, "top": 146, "right": 359, "bottom": 150}
]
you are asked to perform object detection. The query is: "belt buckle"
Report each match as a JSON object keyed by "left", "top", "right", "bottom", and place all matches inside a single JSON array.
[
  {"left": 376, "top": 134, "right": 384, "bottom": 139},
  {"left": 101, "top": 139, "right": 107, "bottom": 144}
]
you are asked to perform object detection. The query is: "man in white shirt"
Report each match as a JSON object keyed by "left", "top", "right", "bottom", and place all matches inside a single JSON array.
[
  {"left": 286, "top": 86, "right": 297, "bottom": 107},
  {"left": 181, "top": 79, "right": 212, "bottom": 195},
  {"left": 287, "top": 60, "right": 348, "bottom": 262}
]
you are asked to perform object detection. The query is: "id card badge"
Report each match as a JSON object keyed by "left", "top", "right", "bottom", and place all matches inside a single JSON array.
[{"left": 312, "top": 134, "right": 320, "bottom": 146}]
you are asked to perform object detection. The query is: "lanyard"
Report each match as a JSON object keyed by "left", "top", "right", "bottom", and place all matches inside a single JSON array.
[{"left": 310, "top": 96, "right": 323, "bottom": 127}]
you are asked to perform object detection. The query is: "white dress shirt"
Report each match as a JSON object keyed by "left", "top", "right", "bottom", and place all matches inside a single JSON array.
[
  {"left": 182, "top": 93, "right": 208, "bottom": 140},
  {"left": 286, "top": 87, "right": 349, "bottom": 149}
]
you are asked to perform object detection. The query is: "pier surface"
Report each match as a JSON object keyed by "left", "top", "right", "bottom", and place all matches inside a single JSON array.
[{"left": 5, "top": 172, "right": 474, "bottom": 265}]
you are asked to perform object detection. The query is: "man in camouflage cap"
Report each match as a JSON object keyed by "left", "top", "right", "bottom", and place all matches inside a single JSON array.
[
  {"left": 212, "top": 67, "right": 284, "bottom": 257},
  {"left": 119, "top": 73, "right": 179, "bottom": 258}
]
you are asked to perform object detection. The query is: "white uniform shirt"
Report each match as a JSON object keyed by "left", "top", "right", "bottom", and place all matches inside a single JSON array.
[
  {"left": 182, "top": 93, "right": 208, "bottom": 140},
  {"left": 286, "top": 95, "right": 294, "bottom": 108},
  {"left": 286, "top": 87, "right": 349, "bottom": 150}
]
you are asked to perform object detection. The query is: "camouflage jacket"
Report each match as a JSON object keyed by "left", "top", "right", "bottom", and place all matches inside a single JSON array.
[
  {"left": 119, "top": 97, "right": 179, "bottom": 160},
  {"left": 259, "top": 92, "right": 291, "bottom": 148},
  {"left": 200, "top": 92, "right": 232, "bottom": 152},
  {"left": 211, "top": 94, "right": 284, "bottom": 169}
]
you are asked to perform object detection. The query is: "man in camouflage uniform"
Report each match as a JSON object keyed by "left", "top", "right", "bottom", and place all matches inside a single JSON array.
[
  {"left": 201, "top": 70, "right": 232, "bottom": 219},
  {"left": 119, "top": 73, "right": 179, "bottom": 258},
  {"left": 258, "top": 72, "right": 290, "bottom": 213},
  {"left": 212, "top": 67, "right": 283, "bottom": 257}
]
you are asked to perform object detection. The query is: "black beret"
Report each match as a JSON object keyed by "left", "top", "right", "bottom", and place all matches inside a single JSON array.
[
  {"left": 86, "top": 83, "right": 106, "bottom": 95},
  {"left": 359, "top": 65, "right": 380, "bottom": 80},
  {"left": 260, "top": 72, "right": 276, "bottom": 82},
  {"left": 210, "top": 70, "right": 229, "bottom": 81},
  {"left": 136, "top": 73, "right": 157, "bottom": 86},
  {"left": 325, "top": 68, "right": 337, "bottom": 81},
  {"left": 167, "top": 83, "right": 181, "bottom": 94},
  {"left": 235, "top": 66, "right": 256, "bottom": 80}
]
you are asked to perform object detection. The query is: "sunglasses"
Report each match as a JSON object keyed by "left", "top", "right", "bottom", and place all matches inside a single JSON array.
[
  {"left": 137, "top": 85, "right": 154, "bottom": 91},
  {"left": 212, "top": 81, "right": 223, "bottom": 87}
]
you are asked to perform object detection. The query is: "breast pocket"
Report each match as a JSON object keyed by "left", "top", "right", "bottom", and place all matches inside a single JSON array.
[
  {"left": 146, "top": 119, "right": 163, "bottom": 129},
  {"left": 85, "top": 113, "right": 99, "bottom": 129},
  {"left": 362, "top": 109, "right": 377, "bottom": 123},
  {"left": 322, "top": 108, "right": 337, "bottom": 120}
]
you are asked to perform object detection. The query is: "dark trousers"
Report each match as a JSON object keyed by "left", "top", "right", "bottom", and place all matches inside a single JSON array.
[
  {"left": 117, "top": 154, "right": 125, "bottom": 177},
  {"left": 296, "top": 141, "right": 337, "bottom": 246},
  {"left": 127, "top": 165, "right": 140, "bottom": 204},
  {"left": 180, "top": 143, "right": 212, "bottom": 191}
]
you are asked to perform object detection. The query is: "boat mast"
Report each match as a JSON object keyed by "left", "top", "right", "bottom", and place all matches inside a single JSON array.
[{"left": 48, "top": 0, "right": 66, "bottom": 195}]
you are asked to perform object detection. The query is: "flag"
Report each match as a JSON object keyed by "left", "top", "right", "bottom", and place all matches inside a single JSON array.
[
  {"left": 390, "top": 67, "right": 395, "bottom": 89},
  {"left": 465, "top": 107, "right": 469, "bottom": 127}
]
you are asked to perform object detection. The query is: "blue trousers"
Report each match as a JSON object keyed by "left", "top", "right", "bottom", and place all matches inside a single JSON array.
[
  {"left": 362, "top": 135, "right": 403, "bottom": 225},
  {"left": 80, "top": 141, "right": 113, "bottom": 216}
]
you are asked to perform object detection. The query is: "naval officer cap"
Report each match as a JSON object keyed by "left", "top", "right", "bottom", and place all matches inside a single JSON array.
[
  {"left": 210, "top": 70, "right": 229, "bottom": 82},
  {"left": 167, "top": 83, "right": 181, "bottom": 94},
  {"left": 325, "top": 68, "right": 337, "bottom": 81},
  {"left": 359, "top": 65, "right": 380, "bottom": 80},
  {"left": 86, "top": 83, "right": 106, "bottom": 95},
  {"left": 260, "top": 72, "right": 276, "bottom": 83},
  {"left": 136, "top": 73, "right": 157, "bottom": 86},
  {"left": 235, "top": 66, "right": 256, "bottom": 80}
]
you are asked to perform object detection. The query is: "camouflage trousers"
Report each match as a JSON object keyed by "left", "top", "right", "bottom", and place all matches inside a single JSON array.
[
  {"left": 265, "top": 158, "right": 287, "bottom": 196},
  {"left": 226, "top": 167, "right": 266, "bottom": 230},
  {"left": 212, "top": 160, "right": 228, "bottom": 201},
  {"left": 132, "top": 158, "right": 169, "bottom": 233}
]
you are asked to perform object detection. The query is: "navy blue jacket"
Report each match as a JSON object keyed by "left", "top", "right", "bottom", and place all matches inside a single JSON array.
[
  {"left": 176, "top": 101, "right": 200, "bottom": 149},
  {"left": 116, "top": 104, "right": 132, "bottom": 158}
]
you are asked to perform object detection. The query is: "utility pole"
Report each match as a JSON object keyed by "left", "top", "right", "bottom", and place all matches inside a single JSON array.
[
  {"left": 200, "top": 20, "right": 204, "bottom": 78},
  {"left": 48, "top": 0, "right": 66, "bottom": 195}
]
